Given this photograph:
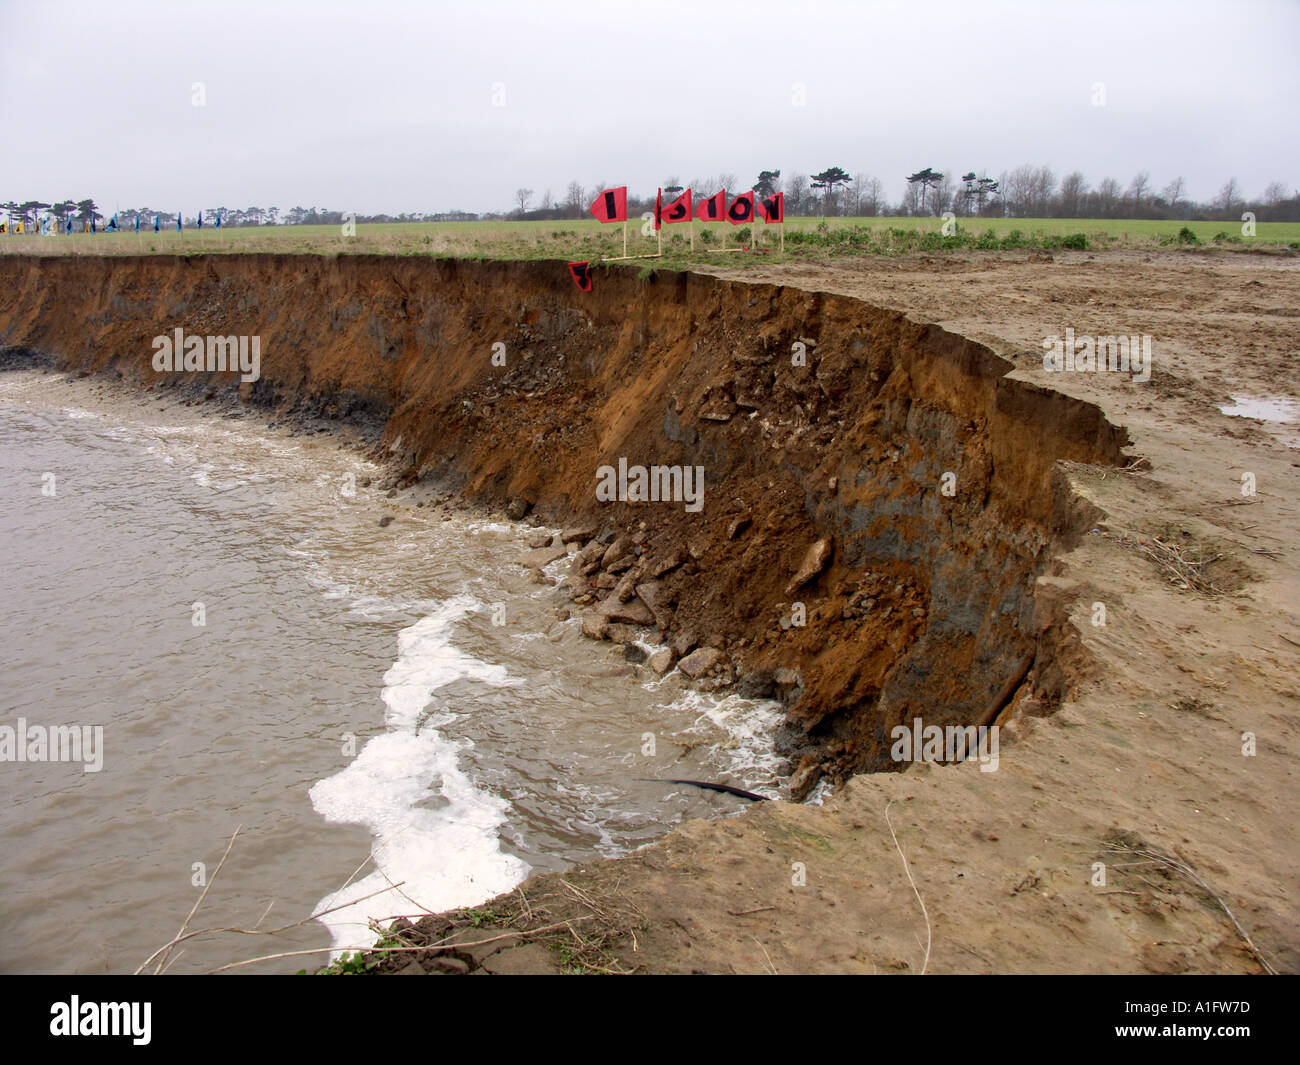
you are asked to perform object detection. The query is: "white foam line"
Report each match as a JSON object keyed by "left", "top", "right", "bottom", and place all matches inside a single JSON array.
[{"left": 309, "top": 594, "right": 530, "bottom": 954}]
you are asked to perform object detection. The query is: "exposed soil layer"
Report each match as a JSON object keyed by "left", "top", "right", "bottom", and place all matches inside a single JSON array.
[
  {"left": 0, "top": 254, "right": 1131, "bottom": 796},
  {"left": 359, "top": 249, "right": 1299, "bottom": 976}
]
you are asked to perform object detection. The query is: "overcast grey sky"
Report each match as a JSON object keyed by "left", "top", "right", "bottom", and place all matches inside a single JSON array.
[{"left": 2, "top": 0, "right": 1296, "bottom": 214}]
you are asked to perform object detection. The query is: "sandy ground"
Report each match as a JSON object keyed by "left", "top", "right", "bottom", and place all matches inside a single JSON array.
[{"left": 384, "top": 247, "right": 1298, "bottom": 975}]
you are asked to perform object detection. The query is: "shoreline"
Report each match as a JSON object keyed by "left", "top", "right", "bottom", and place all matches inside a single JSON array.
[
  {"left": 0, "top": 253, "right": 1127, "bottom": 797},
  {"left": 3, "top": 250, "right": 1296, "bottom": 974}
]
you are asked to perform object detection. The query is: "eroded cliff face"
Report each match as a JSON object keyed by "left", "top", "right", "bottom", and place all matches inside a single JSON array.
[{"left": 0, "top": 254, "right": 1129, "bottom": 792}]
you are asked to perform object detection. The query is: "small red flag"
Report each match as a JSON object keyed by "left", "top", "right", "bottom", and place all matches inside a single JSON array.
[
  {"left": 589, "top": 187, "right": 628, "bottom": 223},
  {"left": 727, "top": 191, "right": 755, "bottom": 225},
  {"left": 568, "top": 261, "right": 593, "bottom": 291},
  {"left": 661, "top": 188, "right": 692, "bottom": 224},
  {"left": 654, "top": 188, "right": 663, "bottom": 231},
  {"left": 758, "top": 191, "right": 784, "bottom": 223},
  {"left": 695, "top": 189, "right": 726, "bottom": 222}
]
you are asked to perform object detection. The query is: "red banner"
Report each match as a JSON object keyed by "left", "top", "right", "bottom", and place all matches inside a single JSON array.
[
  {"left": 727, "top": 191, "right": 755, "bottom": 224},
  {"left": 758, "top": 191, "right": 784, "bottom": 223},
  {"left": 695, "top": 189, "right": 726, "bottom": 222},
  {"left": 654, "top": 188, "right": 663, "bottom": 231},
  {"left": 568, "top": 261, "right": 593, "bottom": 291},
  {"left": 589, "top": 187, "right": 628, "bottom": 223},
  {"left": 661, "top": 188, "right": 692, "bottom": 224}
]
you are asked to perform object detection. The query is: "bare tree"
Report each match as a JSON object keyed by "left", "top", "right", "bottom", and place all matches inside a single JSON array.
[
  {"left": 564, "top": 181, "right": 585, "bottom": 216},
  {"left": 1127, "top": 171, "right": 1151, "bottom": 209},
  {"left": 540, "top": 189, "right": 553, "bottom": 210},
  {"left": 1095, "top": 177, "right": 1122, "bottom": 218},
  {"left": 901, "top": 179, "right": 923, "bottom": 216},
  {"left": 1216, "top": 177, "right": 1242, "bottom": 213},
  {"left": 1059, "top": 171, "right": 1089, "bottom": 217},
  {"left": 859, "top": 175, "right": 883, "bottom": 217},
  {"left": 1003, "top": 165, "right": 1037, "bottom": 217},
  {"left": 514, "top": 188, "right": 534, "bottom": 213},
  {"left": 1030, "top": 166, "right": 1056, "bottom": 216},
  {"left": 846, "top": 172, "right": 866, "bottom": 215},
  {"left": 783, "top": 172, "right": 809, "bottom": 215},
  {"left": 929, "top": 170, "right": 955, "bottom": 216},
  {"left": 1262, "top": 181, "right": 1288, "bottom": 206},
  {"left": 1162, "top": 176, "right": 1185, "bottom": 214}
]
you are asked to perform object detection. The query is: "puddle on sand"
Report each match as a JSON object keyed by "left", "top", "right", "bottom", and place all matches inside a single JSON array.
[
  {"left": 1219, "top": 396, "right": 1299, "bottom": 423},
  {"left": 1219, "top": 395, "right": 1300, "bottom": 448}
]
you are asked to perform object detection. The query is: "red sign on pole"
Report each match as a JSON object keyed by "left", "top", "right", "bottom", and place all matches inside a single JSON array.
[
  {"left": 727, "top": 191, "right": 755, "bottom": 224},
  {"left": 589, "top": 187, "right": 628, "bottom": 223},
  {"left": 695, "top": 189, "right": 726, "bottom": 222},
  {"left": 758, "top": 191, "right": 784, "bottom": 223},
  {"left": 661, "top": 188, "right": 692, "bottom": 223}
]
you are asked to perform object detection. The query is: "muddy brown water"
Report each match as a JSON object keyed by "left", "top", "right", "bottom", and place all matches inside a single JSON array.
[{"left": 0, "top": 370, "right": 785, "bottom": 974}]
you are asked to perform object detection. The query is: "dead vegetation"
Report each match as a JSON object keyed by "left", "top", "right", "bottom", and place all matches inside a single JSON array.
[
  {"left": 1100, "top": 829, "right": 1278, "bottom": 975},
  {"left": 360, "top": 876, "right": 649, "bottom": 975},
  {"left": 1100, "top": 526, "right": 1245, "bottom": 595}
]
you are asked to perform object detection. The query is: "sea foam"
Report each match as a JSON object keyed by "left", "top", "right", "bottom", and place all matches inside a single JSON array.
[{"left": 309, "top": 594, "right": 529, "bottom": 954}]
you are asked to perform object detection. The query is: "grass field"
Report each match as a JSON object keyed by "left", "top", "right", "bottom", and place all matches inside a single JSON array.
[{"left": 2, "top": 216, "right": 1296, "bottom": 266}]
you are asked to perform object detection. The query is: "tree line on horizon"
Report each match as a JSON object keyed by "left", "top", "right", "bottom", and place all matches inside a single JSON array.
[
  {"left": 6, "top": 166, "right": 1297, "bottom": 230},
  {"left": 508, "top": 167, "right": 1300, "bottom": 224},
  {"left": 0, "top": 201, "right": 477, "bottom": 229}
]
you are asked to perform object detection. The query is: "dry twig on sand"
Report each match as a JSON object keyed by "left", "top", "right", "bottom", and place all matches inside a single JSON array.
[{"left": 884, "top": 800, "right": 932, "bottom": 975}]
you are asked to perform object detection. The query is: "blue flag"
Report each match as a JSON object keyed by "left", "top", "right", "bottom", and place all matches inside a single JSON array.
[
  {"left": 134, "top": 214, "right": 140, "bottom": 233},
  {"left": 91, "top": 217, "right": 97, "bottom": 233},
  {"left": 197, "top": 210, "right": 203, "bottom": 229},
  {"left": 153, "top": 214, "right": 160, "bottom": 233},
  {"left": 108, "top": 214, "right": 118, "bottom": 232},
  {"left": 176, "top": 212, "right": 182, "bottom": 232},
  {"left": 214, "top": 209, "right": 222, "bottom": 229},
  {"left": 65, "top": 215, "right": 73, "bottom": 235}
]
